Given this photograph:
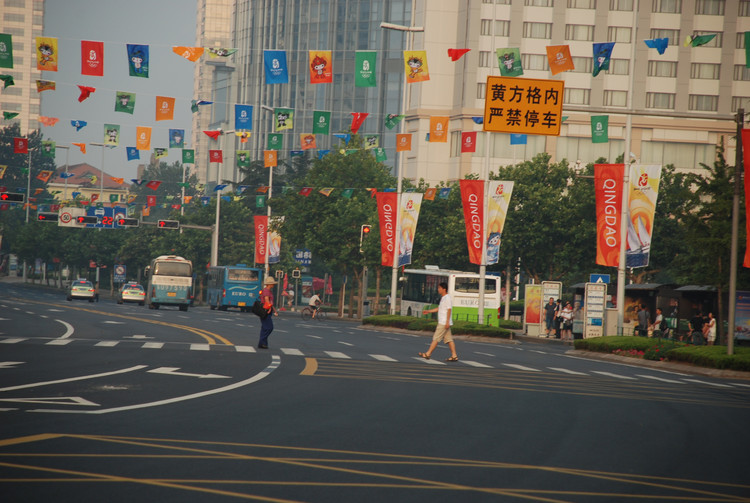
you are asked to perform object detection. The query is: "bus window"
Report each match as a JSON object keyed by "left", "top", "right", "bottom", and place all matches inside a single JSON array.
[
  {"left": 227, "top": 268, "right": 259, "bottom": 282},
  {"left": 454, "top": 277, "right": 497, "bottom": 293},
  {"left": 154, "top": 262, "right": 192, "bottom": 277}
]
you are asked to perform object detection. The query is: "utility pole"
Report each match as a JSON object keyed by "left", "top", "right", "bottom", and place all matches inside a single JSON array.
[{"left": 727, "top": 108, "right": 743, "bottom": 356}]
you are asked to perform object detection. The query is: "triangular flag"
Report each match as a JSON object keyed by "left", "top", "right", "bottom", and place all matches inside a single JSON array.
[
  {"left": 350, "top": 113, "right": 369, "bottom": 134},
  {"left": 447, "top": 48, "right": 470, "bottom": 61},
  {"left": 38, "top": 116, "right": 59, "bottom": 126},
  {"left": 319, "top": 188, "right": 334, "bottom": 197},
  {"left": 72, "top": 142, "right": 86, "bottom": 154},
  {"left": 77, "top": 85, "right": 96, "bottom": 102},
  {"left": 299, "top": 187, "right": 313, "bottom": 197},
  {"left": 685, "top": 33, "right": 716, "bottom": 47},
  {"left": 146, "top": 180, "right": 161, "bottom": 190},
  {"left": 36, "top": 80, "right": 55, "bottom": 92},
  {"left": 172, "top": 46, "right": 204, "bottom": 62},
  {"left": 204, "top": 130, "right": 222, "bottom": 140},
  {"left": 0, "top": 74, "right": 14, "bottom": 88},
  {"left": 71, "top": 120, "right": 87, "bottom": 131},
  {"left": 644, "top": 38, "right": 669, "bottom": 55},
  {"left": 3, "top": 112, "right": 19, "bottom": 120}
]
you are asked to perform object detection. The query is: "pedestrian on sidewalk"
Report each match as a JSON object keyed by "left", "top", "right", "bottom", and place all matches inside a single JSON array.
[
  {"left": 419, "top": 281, "right": 458, "bottom": 362},
  {"left": 258, "top": 277, "right": 277, "bottom": 349},
  {"left": 544, "top": 297, "right": 556, "bottom": 338}
]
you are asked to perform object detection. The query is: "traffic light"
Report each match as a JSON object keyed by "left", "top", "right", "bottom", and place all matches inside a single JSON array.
[
  {"left": 76, "top": 216, "right": 98, "bottom": 225},
  {"left": 37, "top": 212, "right": 58, "bottom": 222},
  {"left": 158, "top": 219, "right": 180, "bottom": 229},
  {"left": 359, "top": 224, "right": 372, "bottom": 253},
  {"left": 0, "top": 192, "right": 25, "bottom": 203},
  {"left": 117, "top": 217, "right": 139, "bottom": 227}
]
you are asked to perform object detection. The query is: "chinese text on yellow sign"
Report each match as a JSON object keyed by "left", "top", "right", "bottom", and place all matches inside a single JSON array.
[{"left": 483, "top": 76, "right": 564, "bottom": 136}]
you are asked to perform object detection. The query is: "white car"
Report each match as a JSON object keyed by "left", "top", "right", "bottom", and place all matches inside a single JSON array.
[
  {"left": 67, "top": 279, "right": 95, "bottom": 302},
  {"left": 117, "top": 283, "right": 145, "bottom": 305}
]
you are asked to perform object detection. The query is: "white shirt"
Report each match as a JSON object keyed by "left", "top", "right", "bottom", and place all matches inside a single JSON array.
[
  {"left": 438, "top": 294, "right": 453, "bottom": 326},
  {"left": 308, "top": 294, "right": 321, "bottom": 307}
]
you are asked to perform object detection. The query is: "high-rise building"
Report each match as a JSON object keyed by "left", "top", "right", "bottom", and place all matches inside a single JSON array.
[{"left": 0, "top": 0, "right": 44, "bottom": 135}]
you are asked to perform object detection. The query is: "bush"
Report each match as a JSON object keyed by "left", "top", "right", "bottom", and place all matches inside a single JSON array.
[
  {"left": 362, "top": 315, "right": 513, "bottom": 338},
  {"left": 667, "top": 346, "right": 750, "bottom": 371}
]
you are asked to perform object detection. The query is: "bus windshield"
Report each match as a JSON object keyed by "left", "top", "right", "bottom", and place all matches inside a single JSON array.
[
  {"left": 153, "top": 262, "right": 192, "bottom": 277},
  {"left": 227, "top": 268, "right": 259, "bottom": 282},
  {"left": 454, "top": 277, "right": 497, "bottom": 294}
]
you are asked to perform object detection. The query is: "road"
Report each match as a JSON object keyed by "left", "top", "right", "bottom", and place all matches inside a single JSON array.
[{"left": 1, "top": 280, "right": 749, "bottom": 502}]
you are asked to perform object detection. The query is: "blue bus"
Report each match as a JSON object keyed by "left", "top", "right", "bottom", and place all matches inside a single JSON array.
[
  {"left": 206, "top": 264, "right": 263, "bottom": 312},
  {"left": 145, "top": 255, "right": 193, "bottom": 311}
]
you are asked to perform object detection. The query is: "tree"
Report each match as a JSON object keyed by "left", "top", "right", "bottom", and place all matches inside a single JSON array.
[{"left": 129, "top": 160, "right": 199, "bottom": 221}]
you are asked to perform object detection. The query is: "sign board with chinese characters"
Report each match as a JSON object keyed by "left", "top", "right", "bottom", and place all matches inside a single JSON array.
[
  {"left": 483, "top": 76, "right": 564, "bottom": 136},
  {"left": 584, "top": 282, "right": 607, "bottom": 339},
  {"left": 294, "top": 249, "right": 312, "bottom": 266}
]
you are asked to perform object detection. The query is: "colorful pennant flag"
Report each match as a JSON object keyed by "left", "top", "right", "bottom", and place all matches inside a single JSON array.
[
  {"left": 206, "top": 47, "right": 236, "bottom": 58},
  {"left": 104, "top": 124, "right": 120, "bottom": 146},
  {"left": 110, "top": 177, "right": 124, "bottom": 185},
  {"left": 71, "top": 120, "right": 87, "bottom": 131},
  {"left": 438, "top": 188, "right": 452, "bottom": 199},
  {"left": 77, "top": 85, "right": 96, "bottom": 102},
  {"left": 374, "top": 148, "right": 387, "bottom": 162},
  {"left": 172, "top": 46, "right": 204, "bottom": 62},
  {"left": 591, "top": 115, "right": 609, "bottom": 143},
  {"left": 136, "top": 126, "right": 152, "bottom": 150},
  {"left": 364, "top": 135, "right": 379, "bottom": 149},
  {"left": 127, "top": 44, "right": 149, "bottom": 77},
  {"left": 236, "top": 150, "right": 250, "bottom": 167},
  {"left": 497, "top": 48, "right": 523, "bottom": 77},
  {"left": 274, "top": 108, "right": 294, "bottom": 131},
  {"left": 461, "top": 132, "right": 477, "bottom": 153},
  {"left": 447, "top": 48, "right": 470, "bottom": 61},
  {"left": 114, "top": 91, "right": 136, "bottom": 114},
  {"left": 204, "top": 130, "right": 222, "bottom": 141},
  {"left": 593, "top": 42, "right": 615, "bottom": 77},
  {"left": 13, "top": 137, "right": 28, "bottom": 154},
  {"left": 309, "top": 50, "right": 333, "bottom": 83},
  {"left": 146, "top": 180, "right": 161, "bottom": 191},
  {"left": 169, "top": 129, "right": 185, "bottom": 148},
  {"left": 644, "top": 38, "right": 669, "bottom": 55},
  {"left": 299, "top": 187, "right": 313, "bottom": 197},
  {"left": 429, "top": 117, "right": 449, "bottom": 143},
  {"left": 0, "top": 74, "right": 14, "bottom": 88},
  {"left": 72, "top": 142, "right": 86, "bottom": 154},
  {"left": 235, "top": 104, "right": 253, "bottom": 130},
  {"left": 313, "top": 111, "right": 331, "bottom": 135},
  {"left": 341, "top": 188, "right": 354, "bottom": 199},
  {"left": 404, "top": 50, "right": 429, "bottom": 82},
  {"left": 36, "top": 80, "right": 55, "bottom": 92},
  {"left": 385, "top": 114, "right": 405, "bottom": 130},
  {"left": 319, "top": 188, "right": 334, "bottom": 197},
  {"left": 126, "top": 147, "right": 139, "bottom": 161},
  {"left": 264, "top": 50, "right": 289, "bottom": 84},
  {"left": 38, "top": 116, "right": 59, "bottom": 126},
  {"left": 333, "top": 133, "right": 351, "bottom": 145},
  {"left": 236, "top": 131, "right": 251, "bottom": 143},
  {"left": 209, "top": 150, "right": 223, "bottom": 163},
  {"left": 355, "top": 51, "right": 377, "bottom": 87},
  {"left": 396, "top": 133, "right": 412, "bottom": 152},
  {"left": 41, "top": 141, "right": 55, "bottom": 157},
  {"left": 318, "top": 150, "right": 331, "bottom": 159},
  {"left": 546, "top": 45, "right": 574, "bottom": 75},
  {"left": 154, "top": 148, "right": 167, "bottom": 159},
  {"left": 3, "top": 111, "right": 19, "bottom": 120},
  {"left": 155, "top": 96, "right": 175, "bottom": 121},
  {"left": 300, "top": 134, "right": 317, "bottom": 150},
  {"left": 685, "top": 33, "right": 716, "bottom": 47},
  {"left": 182, "top": 149, "right": 194, "bottom": 163},
  {"left": 36, "top": 36, "right": 58, "bottom": 71},
  {"left": 424, "top": 188, "right": 437, "bottom": 201},
  {"left": 350, "top": 113, "right": 369, "bottom": 135},
  {"left": 267, "top": 133, "right": 283, "bottom": 150},
  {"left": 147, "top": 195, "right": 156, "bottom": 207},
  {"left": 36, "top": 171, "right": 53, "bottom": 183},
  {"left": 81, "top": 40, "right": 104, "bottom": 76},
  {"left": 0, "top": 34, "right": 13, "bottom": 69}
]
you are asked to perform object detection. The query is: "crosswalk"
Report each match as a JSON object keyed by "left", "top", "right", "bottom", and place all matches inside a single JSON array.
[{"left": 1, "top": 336, "right": 748, "bottom": 389}]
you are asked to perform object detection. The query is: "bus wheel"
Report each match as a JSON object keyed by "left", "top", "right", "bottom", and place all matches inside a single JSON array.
[
  {"left": 209, "top": 303, "right": 216, "bottom": 310},
  {"left": 179, "top": 305, "right": 188, "bottom": 312}
]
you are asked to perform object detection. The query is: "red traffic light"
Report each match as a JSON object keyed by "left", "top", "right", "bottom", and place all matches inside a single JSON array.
[
  {"left": 117, "top": 217, "right": 139, "bottom": 227},
  {"left": 157, "top": 219, "right": 180, "bottom": 229},
  {"left": 0, "top": 192, "right": 25, "bottom": 202},
  {"left": 362, "top": 225, "right": 371, "bottom": 234},
  {"left": 37, "top": 212, "right": 58, "bottom": 222},
  {"left": 76, "top": 216, "right": 98, "bottom": 225}
]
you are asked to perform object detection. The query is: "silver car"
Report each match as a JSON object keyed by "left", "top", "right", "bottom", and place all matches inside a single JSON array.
[
  {"left": 67, "top": 279, "right": 95, "bottom": 302},
  {"left": 117, "top": 282, "right": 145, "bottom": 305}
]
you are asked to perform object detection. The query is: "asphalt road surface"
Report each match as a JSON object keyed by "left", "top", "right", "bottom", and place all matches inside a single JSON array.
[{"left": 1, "top": 280, "right": 749, "bottom": 502}]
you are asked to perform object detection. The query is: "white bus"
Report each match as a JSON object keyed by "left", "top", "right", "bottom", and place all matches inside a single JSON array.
[
  {"left": 144, "top": 255, "right": 193, "bottom": 311},
  {"left": 401, "top": 267, "right": 503, "bottom": 326}
]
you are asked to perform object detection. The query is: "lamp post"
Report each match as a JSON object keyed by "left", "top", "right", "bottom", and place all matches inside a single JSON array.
[
  {"left": 380, "top": 18, "right": 424, "bottom": 316},
  {"left": 260, "top": 105, "right": 276, "bottom": 277},
  {"left": 210, "top": 129, "right": 235, "bottom": 267}
]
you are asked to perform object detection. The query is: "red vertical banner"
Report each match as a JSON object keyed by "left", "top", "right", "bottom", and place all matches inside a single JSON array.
[
  {"left": 742, "top": 129, "right": 750, "bottom": 267},
  {"left": 254, "top": 215, "right": 268, "bottom": 265},
  {"left": 594, "top": 164, "right": 625, "bottom": 267},
  {"left": 81, "top": 40, "right": 104, "bottom": 76},
  {"left": 461, "top": 131, "right": 477, "bottom": 153},
  {"left": 459, "top": 179, "right": 485, "bottom": 265},
  {"left": 376, "top": 192, "right": 398, "bottom": 266}
]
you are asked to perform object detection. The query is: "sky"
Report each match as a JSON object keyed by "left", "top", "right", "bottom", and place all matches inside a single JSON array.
[{"left": 40, "top": 0, "right": 198, "bottom": 179}]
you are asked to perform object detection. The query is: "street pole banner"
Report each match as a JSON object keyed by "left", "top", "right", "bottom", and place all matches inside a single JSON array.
[
  {"left": 398, "top": 193, "right": 422, "bottom": 267},
  {"left": 376, "top": 192, "right": 397, "bottom": 266},
  {"left": 626, "top": 164, "right": 662, "bottom": 268},
  {"left": 254, "top": 215, "right": 267, "bottom": 264},
  {"left": 268, "top": 216, "right": 284, "bottom": 264},
  {"left": 742, "top": 129, "right": 750, "bottom": 267},
  {"left": 486, "top": 181, "right": 513, "bottom": 265},
  {"left": 460, "top": 179, "right": 485, "bottom": 265},
  {"left": 594, "top": 164, "right": 625, "bottom": 267}
]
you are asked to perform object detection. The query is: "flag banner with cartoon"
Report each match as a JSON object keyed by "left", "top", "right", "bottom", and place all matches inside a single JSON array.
[
  {"left": 81, "top": 40, "right": 104, "bottom": 76},
  {"left": 385, "top": 114, "right": 405, "bottom": 130},
  {"left": 461, "top": 132, "right": 477, "bottom": 153},
  {"left": 104, "top": 124, "right": 120, "bottom": 146},
  {"left": 169, "top": 129, "right": 185, "bottom": 148},
  {"left": 309, "top": 50, "right": 332, "bottom": 83},
  {"left": 172, "top": 46, "right": 204, "bottom": 62},
  {"left": 404, "top": 50, "right": 429, "bottom": 82},
  {"left": 486, "top": 181, "right": 514, "bottom": 265},
  {"left": 274, "top": 108, "right": 294, "bottom": 131},
  {"left": 496, "top": 48, "right": 523, "bottom": 77},
  {"left": 71, "top": 120, "right": 87, "bottom": 131},
  {"left": 41, "top": 141, "right": 55, "bottom": 158},
  {"left": 398, "top": 193, "right": 423, "bottom": 267},
  {"left": 312, "top": 111, "right": 331, "bottom": 135},
  {"left": 396, "top": 133, "right": 412, "bottom": 152},
  {"left": 267, "top": 133, "right": 283, "bottom": 150},
  {"left": 592, "top": 42, "right": 615, "bottom": 77},
  {"left": 206, "top": 47, "right": 236, "bottom": 58},
  {"left": 594, "top": 164, "right": 625, "bottom": 267},
  {"left": 114, "top": 91, "right": 135, "bottom": 114},
  {"left": 460, "top": 179, "right": 484, "bottom": 265},
  {"left": 355, "top": 51, "right": 377, "bottom": 87},
  {"left": 626, "top": 165, "right": 661, "bottom": 268},
  {"left": 127, "top": 44, "right": 149, "bottom": 78},
  {"left": 36, "top": 80, "right": 55, "bottom": 92},
  {"left": 376, "top": 192, "right": 397, "bottom": 266},
  {"left": 591, "top": 115, "right": 609, "bottom": 143},
  {"left": 546, "top": 45, "right": 574, "bottom": 75},
  {"left": 236, "top": 150, "right": 250, "bottom": 167},
  {"left": 36, "top": 37, "right": 58, "bottom": 71},
  {"left": 364, "top": 135, "right": 379, "bottom": 150},
  {"left": 268, "top": 216, "right": 284, "bottom": 264},
  {"left": 235, "top": 104, "right": 253, "bottom": 130},
  {"left": 0, "top": 34, "right": 13, "bottom": 69},
  {"left": 644, "top": 38, "right": 668, "bottom": 55},
  {"left": 264, "top": 50, "right": 288, "bottom": 84},
  {"left": 182, "top": 149, "right": 194, "bottom": 163},
  {"left": 155, "top": 96, "right": 175, "bottom": 121},
  {"left": 300, "top": 134, "right": 317, "bottom": 150},
  {"left": 429, "top": 116, "right": 449, "bottom": 142},
  {"left": 136, "top": 126, "right": 152, "bottom": 150},
  {"left": 154, "top": 148, "right": 167, "bottom": 159}
]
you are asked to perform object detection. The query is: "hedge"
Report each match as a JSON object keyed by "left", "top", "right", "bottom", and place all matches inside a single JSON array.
[{"left": 363, "top": 315, "right": 513, "bottom": 338}]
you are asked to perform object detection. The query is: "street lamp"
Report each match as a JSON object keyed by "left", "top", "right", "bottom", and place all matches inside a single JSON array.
[
  {"left": 210, "top": 129, "right": 235, "bottom": 267},
  {"left": 260, "top": 105, "right": 277, "bottom": 277},
  {"left": 380, "top": 19, "right": 424, "bottom": 316}
]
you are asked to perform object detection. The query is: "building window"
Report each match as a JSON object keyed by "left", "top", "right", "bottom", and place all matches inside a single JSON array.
[
  {"left": 606, "top": 59, "right": 630, "bottom": 75},
  {"left": 481, "top": 19, "right": 493, "bottom": 36},
  {"left": 571, "top": 56, "right": 593, "bottom": 73},
  {"left": 483, "top": 0, "right": 493, "bottom": 3},
  {"left": 521, "top": 53, "right": 549, "bottom": 71},
  {"left": 691, "top": 63, "right": 721, "bottom": 79},
  {"left": 734, "top": 65, "right": 750, "bottom": 80},
  {"left": 477, "top": 82, "right": 486, "bottom": 100},
  {"left": 695, "top": 0, "right": 724, "bottom": 15},
  {"left": 568, "top": 0, "right": 596, "bottom": 7},
  {"left": 741, "top": 0, "right": 750, "bottom": 16},
  {"left": 652, "top": 0, "right": 681, "bottom": 12},
  {"left": 495, "top": 20, "right": 510, "bottom": 37},
  {"left": 479, "top": 51, "right": 492, "bottom": 67},
  {"left": 648, "top": 60, "right": 677, "bottom": 77},
  {"left": 565, "top": 24, "right": 594, "bottom": 41},
  {"left": 450, "top": 131, "right": 463, "bottom": 157},
  {"left": 604, "top": 90, "right": 628, "bottom": 107},
  {"left": 610, "top": 0, "right": 634, "bottom": 9},
  {"left": 608, "top": 26, "right": 632, "bottom": 43},
  {"left": 650, "top": 29, "right": 680, "bottom": 45},
  {"left": 564, "top": 88, "right": 591, "bottom": 105},
  {"left": 738, "top": 33, "right": 749, "bottom": 49},
  {"left": 689, "top": 94, "right": 718, "bottom": 111},
  {"left": 523, "top": 22, "right": 553, "bottom": 39},
  {"left": 525, "top": 0, "right": 554, "bottom": 5},
  {"left": 732, "top": 97, "right": 750, "bottom": 112},
  {"left": 646, "top": 92, "right": 675, "bottom": 109},
  {"left": 4, "top": 0, "right": 26, "bottom": 7},
  {"left": 3, "top": 13, "right": 25, "bottom": 22}
]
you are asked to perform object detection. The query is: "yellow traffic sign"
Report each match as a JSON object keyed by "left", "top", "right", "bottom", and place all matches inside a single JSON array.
[{"left": 483, "top": 76, "right": 564, "bottom": 136}]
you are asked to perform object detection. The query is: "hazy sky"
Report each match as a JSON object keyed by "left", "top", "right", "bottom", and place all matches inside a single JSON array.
[{"left": 40, "top": 0, "right": 198, "bottom": 179}]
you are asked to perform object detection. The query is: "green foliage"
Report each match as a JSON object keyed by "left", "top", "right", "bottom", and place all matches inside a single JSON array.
[
  {"left": 667, "top": 345, "right": 750, "bottom": 371},
  {"left": 362, "top": 315, "right": 513, "bottom": 338}
]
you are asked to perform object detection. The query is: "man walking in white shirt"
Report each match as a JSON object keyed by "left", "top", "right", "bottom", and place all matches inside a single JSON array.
[{"left": 419, "top": 282, "right": 459, "bottom": 362}]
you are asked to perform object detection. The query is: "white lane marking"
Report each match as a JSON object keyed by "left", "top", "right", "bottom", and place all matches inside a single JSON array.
[
  {"left": 305, "top": 335, "right": 322, "bottom": 339},
  {"left": 281, "top": 348, "right": 304, "bottom": 356},
  {"left": 55, "top": 319, "right": 74, "bottom": 339},
  {"left": 0, "top": 362, "right": 25, "bottom": 369},
  {"left": 0, "top": 318, "right": 9, "bottom": 321},
  {"left": 0, "top": 338, "right": 27, "bottom": 344},
  {"left": 40, "top": 315, "right": 48, "bottom": 319},
  {"left": 25, "top": 311, "right": 34, "bottom": 315},
  {"left": 324, "top": 351, "right": 350, "bottom": 359},
  {"left": 548, "top": 367, "right": 588, "bottom": 376},
  {"left": 503, "top": 363, "right": 541, "bottom": 372},
  {"left": 48, "top": 309, "right": 64, "bottom": 312},
  {"left": 475, "top": 352, "right": 495, "bottom": 357},
  {"left": 274, "top": 329, "right": 289, "bottom": 333},
  {"left": 379, "top": 336, "right": 401, "bottom": 341},
  {"left": 0, "top": 365, "right": 148, "bottom": 392},
  {"left": 0, "top": 396, "right": 99, "bottom": 407},
  {"left": 103, "top": 321, "right": 125, "bottom": 325},
  {"left": 462, "top": 361, "right": 492, "bottom": 368},
  {"left": 338, "top": 341, "right": 354, "bottom": 347},
  {"left": 414, "top": 357, "right": 445, "bottom": 365},
  {"left": 592, "top": 371, "right": 637, "bottom": 380},
  {"left": 234, "top": 346, "right": 257, "bottom": 353},
  {"left": 682, "top": 379, "right": 733, "bottom": 388},
  {"left": 141, "top": 342, "right": 164, "bottom": 349},
  {"left": 124, "top": 335, "right": 152, "bottom": 340},
  {"left": 148, "top": 367, "right": 230, "bottom": 379},
  {"left": 31, "top": 356, "right": 281, "bottom": 414},
  {"left": 46, "top": 339, "right": 73, "bottom": 346},
  {"left": 190, "top": 344, "right": 211, "bottom": 351},
  {"left": 730, "top": 382, "right": 750, "bottom": 388},
  {"left": 95, "top": 341, "right": 119, "bottom": 347},
  {"left": 370, "top": 354, "right": 397, "bottom": 362},
  {"left": 636, "top": 374, "right": 685, "bottom": 384},
  {"left": 530, "top": 350, "right": 547, "bottom": 354}
]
